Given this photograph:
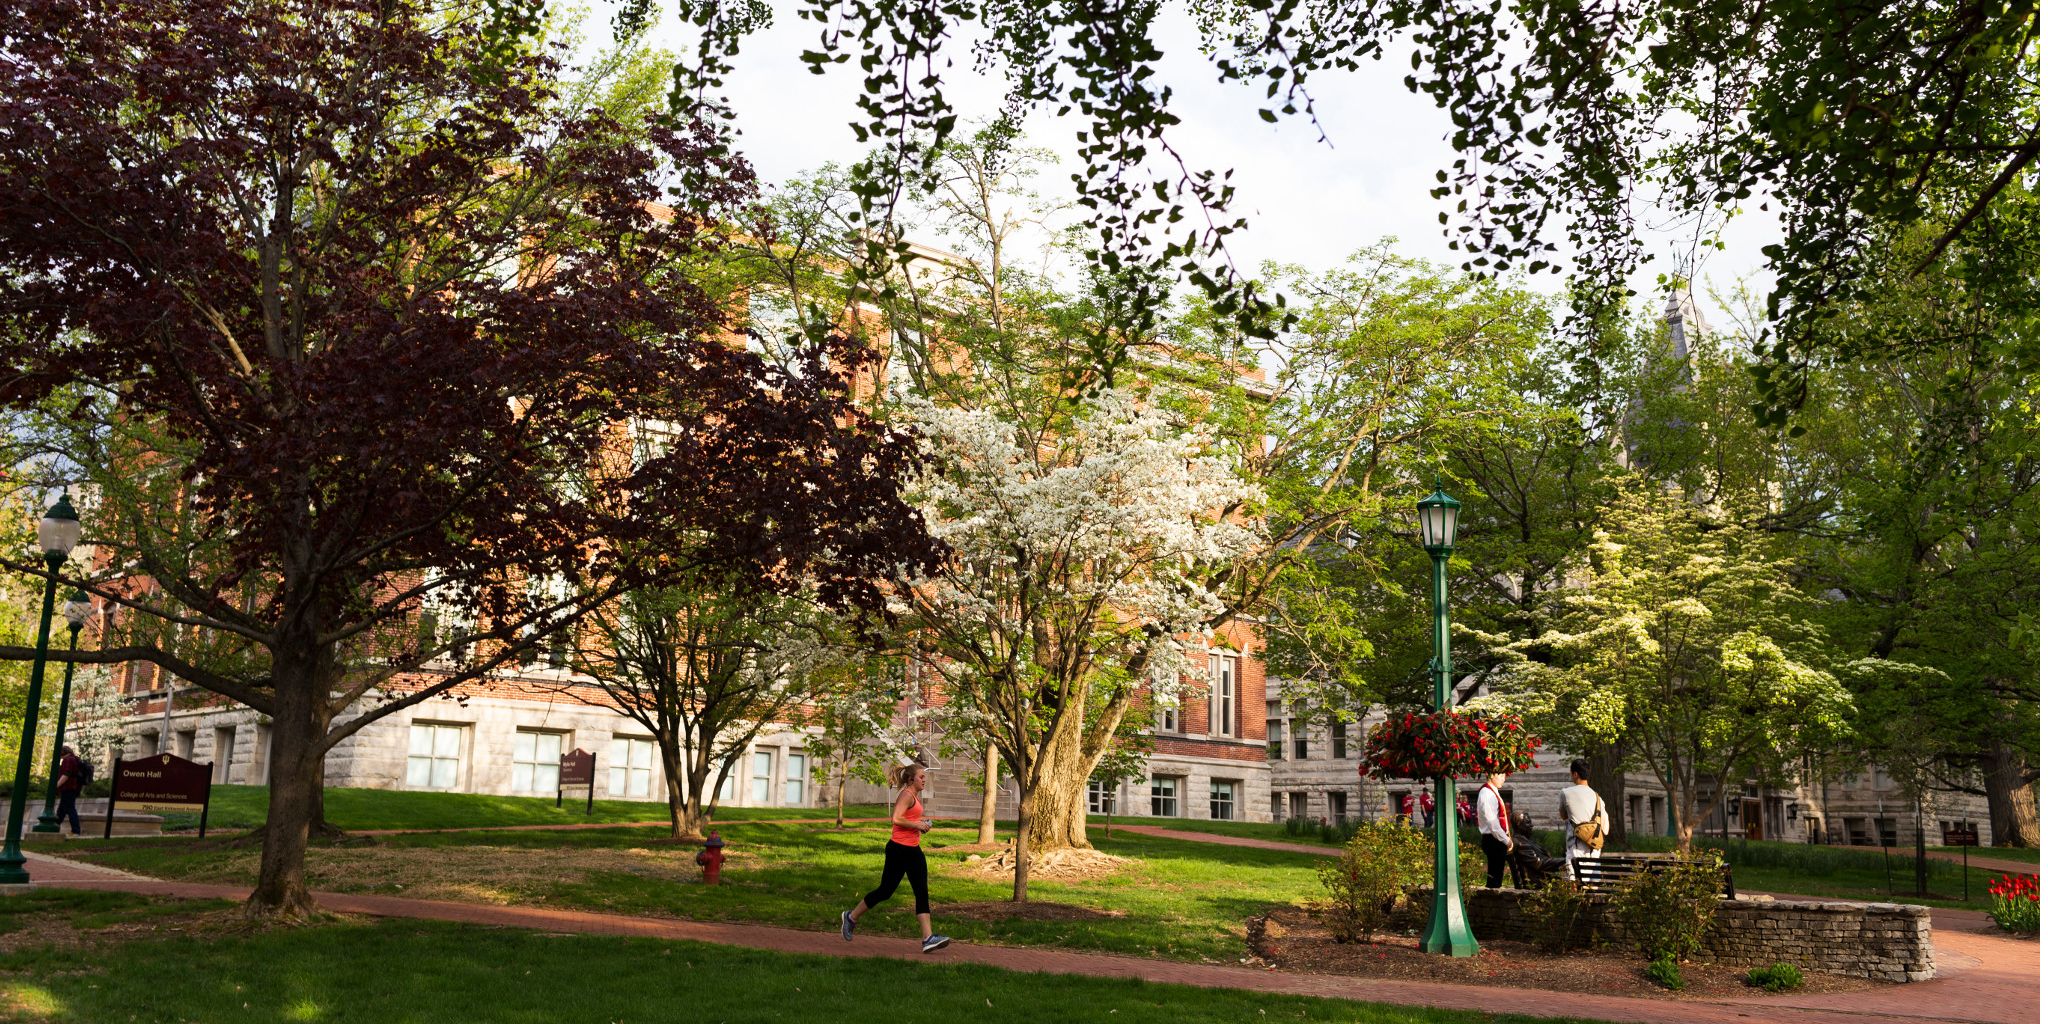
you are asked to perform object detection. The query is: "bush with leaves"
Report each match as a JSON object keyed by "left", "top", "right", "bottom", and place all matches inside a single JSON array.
[
  {"left": 1519, "top": 876, "right": 1590, "bottom": 953},
  {"left": 1613, "top": 853, "right": 1726, "bottom": 961},
  {"left": 1744, "top": 963, "right": 1804, "bottom": 992},
  {"left": 1643, "top": 954, "right": 1685, "bottom": 991},
  {"left": 1316, "top": 819, "right": 1433, "bottom": 942}
]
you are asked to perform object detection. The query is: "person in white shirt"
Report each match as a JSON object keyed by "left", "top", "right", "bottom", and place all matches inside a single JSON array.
[
  {"left": 1476, "top": 772, "right": 1513, "bottom": 888},
  {"left": 1558, "top": 758, "right": 1608, "bottom": 878}
]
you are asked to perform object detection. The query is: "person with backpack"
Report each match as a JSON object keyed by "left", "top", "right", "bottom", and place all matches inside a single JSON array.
[
  {"left": 1558, "top": 758, "right": 1608, "bottom": 879},
  {"left": 55, "top": 745, "right": 85, "bottom": 835}
]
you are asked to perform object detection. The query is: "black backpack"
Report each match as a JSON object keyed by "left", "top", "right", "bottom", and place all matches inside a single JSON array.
[{"left": 76, "top": 760, "right": 94, "bottom": 786}]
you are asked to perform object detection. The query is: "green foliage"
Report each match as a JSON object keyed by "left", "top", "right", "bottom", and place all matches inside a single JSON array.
[
  {"left": 1642, "top": 954, "right": 1685, "bottom": 991},
  {"left": 1744, "top": 962, "right": 1804, "bottom": 992},
  {"left": 1519, "top": 877, "right": 1588, "bottom": 953},
  {"left": 1486, "top": 482, "right": 1853, "bottom": 844},
  {"left": 1316, "top": 819, "right": 1434, "bottom": 942},
  {"left": 1613, "top": 854, "right": 1727, "bottom": 962}
]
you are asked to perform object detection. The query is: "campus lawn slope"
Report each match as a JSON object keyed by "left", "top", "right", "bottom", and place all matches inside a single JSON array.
[
  {"left": 158, "top": 784, "right": 884, "bottom": 832},
  {"left": 0, "top": 892, "right": 1600, "bottom": 1024}
]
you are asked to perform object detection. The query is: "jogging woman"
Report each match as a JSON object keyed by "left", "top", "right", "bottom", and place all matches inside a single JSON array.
[{"left": 841, "top": 760, "right": 949, "bottom": 953}]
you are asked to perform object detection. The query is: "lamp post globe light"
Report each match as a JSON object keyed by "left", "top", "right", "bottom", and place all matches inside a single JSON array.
[
  {"left": 33, "top": 590, "right": 93, "bottom": 834},
  {"left": 0, "top": 493, "right": 81, "bottom": 883},
  {"left": 1416, "top": 483, "right": 1478, "bottom": 957}
]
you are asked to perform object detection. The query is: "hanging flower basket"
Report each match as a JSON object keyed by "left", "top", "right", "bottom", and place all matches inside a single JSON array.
[{"left": 1362, "top": 709, "right": 1541, "bottom": 781}]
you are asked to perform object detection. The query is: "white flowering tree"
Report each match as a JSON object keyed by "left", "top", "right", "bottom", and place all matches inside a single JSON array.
[
  {"left": 900, "top": 387, "right": 1261, "bottom": 899},
  {"left": 1479, "top": 483, "right": 1853, "bottom": 847},
  {"left": 61, "top": 666, "right": 128, "bottom": 771}
]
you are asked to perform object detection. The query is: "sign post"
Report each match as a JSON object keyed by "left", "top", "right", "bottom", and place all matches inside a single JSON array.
[
  {"left": 105, "top": 753, "right": 212, "bottom": 839},
  {"left": 558, "top": 748, "right": 596, "bottom": 815}
]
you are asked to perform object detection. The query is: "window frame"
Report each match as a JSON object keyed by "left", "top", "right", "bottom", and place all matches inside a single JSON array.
[{"left": 1150, "top": 776, "right": 1180, "bottom": 818}]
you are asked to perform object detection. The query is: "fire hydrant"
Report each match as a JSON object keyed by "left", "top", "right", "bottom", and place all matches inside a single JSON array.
[{"left": 695, "top": 832, "right": 727, "bottom": 885}]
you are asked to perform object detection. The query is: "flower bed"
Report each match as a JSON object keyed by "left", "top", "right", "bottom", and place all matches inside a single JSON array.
[
  {"left": 1362, "top": 709, "right": 1540, "bottom": 780},
  {"left": 1987, "top": 872, "right": 2039, "bottom": 935}
]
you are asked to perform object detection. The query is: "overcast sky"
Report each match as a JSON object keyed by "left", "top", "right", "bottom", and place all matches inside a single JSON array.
[{"left": 588, "top": 2, "right": 1780, "bottom": 324}]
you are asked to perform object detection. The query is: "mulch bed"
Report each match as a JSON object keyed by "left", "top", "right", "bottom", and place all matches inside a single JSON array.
[
  {"left": 1249, "top": 906, "right": 1881, "bottom": 999},
  {"left": 945, "top": 900, "right": 1129, "bottom": 923}
]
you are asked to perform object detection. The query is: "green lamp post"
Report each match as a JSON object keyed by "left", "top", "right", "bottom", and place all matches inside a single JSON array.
[
  {"left": 0, "top": 493, "right": 82, "bottom": 883},
  {"left": 33, "top": 590, "right": 93, "bottom": 834},
  {"left": 1416, "top": 484, "right": 1478, "bottom": 957}
]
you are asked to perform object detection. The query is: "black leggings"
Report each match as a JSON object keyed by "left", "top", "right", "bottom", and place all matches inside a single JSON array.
[{"left": 863, "top": 841, "right": 929, "bottom": 915}]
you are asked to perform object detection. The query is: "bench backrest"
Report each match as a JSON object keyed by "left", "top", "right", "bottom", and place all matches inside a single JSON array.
[{"left": 1570, "top": 853, "right": 1736, "bottom": 899}]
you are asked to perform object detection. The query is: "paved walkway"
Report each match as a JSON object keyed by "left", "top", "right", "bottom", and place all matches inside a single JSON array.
[{"left": 18, "top": 850, "right": 2036, "bottom": 1024}]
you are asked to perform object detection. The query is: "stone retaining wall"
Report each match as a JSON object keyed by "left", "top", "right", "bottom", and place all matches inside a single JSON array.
[{"left": 1460, "top": 887, "right": 1935, "bottom": 982}]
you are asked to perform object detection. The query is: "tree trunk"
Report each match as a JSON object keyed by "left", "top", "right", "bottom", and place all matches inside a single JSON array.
[
  {"left": 1020, "top": 714, "right": 1096, "bottom": 852},
  {"left": 1012, "top": 783, "right": 1033, "bottom": 903},
  {"left": 978, "top": 742, "right": 998, "bottom": 845},
  {"left": 836, "top": 766, "right": 847, "bottom": 828},
  {"left": 1586, "top": 742, "right": 1629, "bottom": 852},
  {"left": 1981, "top": 742, "right": 2039, "bottom": 848},
  {"left": 662, "top": 747, "right": 697, "bottom": 839},
  {"left": 247, "top": 683, "right": 322, "bottom": 920},
  {"left": 1022, "top": 771, "right": 1092, "bottom": 851}
]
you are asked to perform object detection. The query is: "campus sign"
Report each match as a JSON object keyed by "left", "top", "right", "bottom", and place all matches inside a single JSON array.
[
  {"left": 558, "top": 748, "right": 596, "bottom": 813},
  {"left": 104, "top": 753, "right": 214, "bottom": 838}
]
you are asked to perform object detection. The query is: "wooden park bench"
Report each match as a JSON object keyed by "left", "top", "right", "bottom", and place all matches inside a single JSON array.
[{"left": 1571, "top": 852, "right": 1736, "bottom": 899}]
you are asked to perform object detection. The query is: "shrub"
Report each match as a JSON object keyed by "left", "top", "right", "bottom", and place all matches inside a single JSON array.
[
  {"left": 1744, "top": 962, "right": 1804, "bottom": 992},
  {"left": 1613, "top": 852, "right": 1725, "bottom": 961},
  {"left": 1316, "top": 818, "right": 1433, "bottom": 942},
  {"left": 1520, "top": 876, "right": 1589, "bottom": 952},
  {"left": 1987, "top": 873, "right": 2040, "bottom": 935},
  {"left": 1643, "top": 954, "right": 1684, "bottom": 990}
]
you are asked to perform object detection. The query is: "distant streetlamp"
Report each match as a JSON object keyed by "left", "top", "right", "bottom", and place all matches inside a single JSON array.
[
  {"left": 1416, "top": 483, "right": 1477, "bottom": 957},
  {"left": 0, "top": 493, "right": 82, "bottom": 883},
  {"left": 33, "top": 590, "right": 93, "bottom": 834}
]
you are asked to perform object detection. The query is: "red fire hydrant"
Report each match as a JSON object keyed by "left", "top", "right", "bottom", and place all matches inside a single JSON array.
[{"left": 695, "top": 832, "right": 727, "bottom": 885}]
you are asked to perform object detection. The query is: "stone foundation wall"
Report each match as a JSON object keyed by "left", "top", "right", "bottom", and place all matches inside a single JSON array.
[{"left": 1461, "top": 888, "right": 1935, "bottom": 982}]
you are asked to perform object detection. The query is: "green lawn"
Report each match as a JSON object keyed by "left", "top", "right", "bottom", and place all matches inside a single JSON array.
[
  {"left": 0, "top": 891, "right": 1598, "bottom": 1024},
  {"left": 156, "top": 783, "right": 885, "bottom": 832},
  {"left": 68, "top": 821, "right": 1323, "bottom": 962}
]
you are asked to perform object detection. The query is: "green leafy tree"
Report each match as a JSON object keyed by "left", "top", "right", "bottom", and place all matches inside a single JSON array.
[{"left": 1486, "top": 483, "right": 1854, "bottom": 847}]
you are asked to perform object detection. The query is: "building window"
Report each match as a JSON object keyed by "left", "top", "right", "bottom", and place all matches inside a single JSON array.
[
  {"left": 1628, "top": 794, "right": 1644, "bottom": 834},
  {"left": 211, "top": 727, "right": 235, "bottom": 783},
  {"left": 1271, "top": 792, "right": 1285, "bottom": 820},
  {"left": 1155, "top": 701, "right": 1180, "bottom": 734},
  {"left": 1087, "top": 778, "right": 1117, "bottom": 815},
  {"left": 1266, "top": 699, "right": 1283, "bottom": 758},
  {"left": 783, "top": 752, "right": 808, "bottom": 806},
  {"left": 1209, "top": 653, "right": 1238, "bottom": 737},
  {"left": 1150, "top": 776, "right": 1180, "bottom": 817},
  {"left": 1292, "top": 722, "right": 1308, "bottom": 761},
  {"left": 718, "top": 759, "right": 738, "bottom": 802},
  {"left": 1328, "top": 791, "right": 1348, "bottom": 824},
  {"left": 608, "top": 736, "right": 655, "bottom": 798},
  {"left": 174, "top": 729, "right": 196, "bottom": 760},
  {"left": 252, "top": 724, "right": 271, "bottom": 785},
  {"left": 1210, "top": 780, "right": 1237, "bottom": 821},
  {"left": 407, "top": 723, "right": 467, "bottom": 790},
  {"left": 525, "top": 574, "right": 575, "bottom": 671},
  {"left": 1649, "top": 795, "right": 1666, "bottom": 834},
  {"left": 750, "top": 750, "right": 775, "bottom": 803},
  {"left": 512, "top": 729, "right": 565, "bottom": 794},
  {"left": 1289, "top": 791, "right": 1307, "bottom": 820},
  {"left": 1876, "top": 817, "right": 1898, "bottom": 848},
  {"left": 1329, "top": 716, "right": 1346, "bottom": 759}
]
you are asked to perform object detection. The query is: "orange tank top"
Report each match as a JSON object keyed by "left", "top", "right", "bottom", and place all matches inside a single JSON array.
[{"left": 890, "top": 796, "right": 924, "bottom": 847}]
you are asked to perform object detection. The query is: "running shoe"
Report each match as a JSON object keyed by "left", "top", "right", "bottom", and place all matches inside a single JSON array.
[
  {"left": 841, "top": 910, "right": 856, "bottom": 941},
  {"left": 921, "top": 934, "right": 951, "bottom": 954}
]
